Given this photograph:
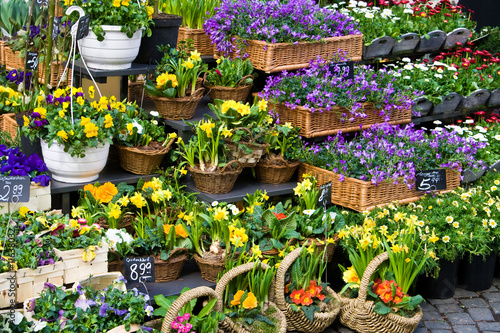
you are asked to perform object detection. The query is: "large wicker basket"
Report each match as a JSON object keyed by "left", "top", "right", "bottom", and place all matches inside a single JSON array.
[
  {"left": 154, "top": 248, "right": 189, "bottom": 282},
  {"left": 215, "top": 35, "right": 363, "bottom": 73},
  {"left": 0, "top": 40, "right": 5, "bottom": 65},
  {"left": 161, "top": 286, "right": 224, "bottom": 333},
  {"left": 272, "top": 103, "right": 412, "bottom": 138},
  {"left": 203, "top": 74, "right": 253, "bottom": 103},
  {"left": 188, "top": 160, "right": 242, "bottom": 194},
  {"left": 215, "top": 262, "right": 287, "bottom": 333},
  {"left": 128, "top": 80, "right": 152, "bottom": 104},
  {"left": 193, "top": 253, "right": 226, "bottom": 283},
  {"left": 38, "top": 62, "right": 72, "bottom": 87},
  {"left": 115, "top": 138, "right": 174, "bottom": 175},
  {"left": 275, "top": 248, "right": 341, "bottom": 333},
  {"left": 0, "top": 113, "right": 18, "bottom": 139},
  {"left": 299, "top": 163, "right": 461, "bottom": 212},
  {"left": 178, "top": 27, "right": 214, "bottom": 56},
  {"left": 3, "top": 45, "right": 23, "bottom": 70},
  {"left": 150, "top": 87, "right": 204, "bottom": 120},
  {"left": 255, "top": 156, "right": 300, "bottom": 184},
  {"left": 339, "top": 252, "right": 423, "bottom": 333}
]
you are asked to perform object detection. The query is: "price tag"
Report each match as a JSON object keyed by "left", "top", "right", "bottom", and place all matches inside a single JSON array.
[
  {"left": 35, "top": 0, "right": 49, "bottom": 7},
  {"left": 328, "top": 61, "right": 354, "bottom": 80},
  {"left": 317, "top": 181, "right": 332, "bottom": 208},
  {"left": 26, "top": 52, "right": 39, "bottom": 71},
  {"left": 52, "top": 17, "right": 61, "bottom": 40},
  {"left": 0, "top": 176, "right": 31, "bottom": 203},
  {"left": 124, "top": 257, "right": 155, "bottom": 283},
  {"left": 415, "top": 169, "right": 447, "bottom": 191},
  {"left": 76, "top": 14, "right": 91, "bottom": 40}
]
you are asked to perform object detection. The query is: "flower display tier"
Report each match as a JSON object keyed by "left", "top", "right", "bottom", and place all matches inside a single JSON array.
[{"left": 298, "top": 163, "right": 460, "bottom": 212}]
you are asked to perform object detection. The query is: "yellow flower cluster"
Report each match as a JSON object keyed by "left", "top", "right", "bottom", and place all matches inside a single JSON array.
[
  {"left": 156, "top": 73, "right": 178, "bottom": 89},
  {"left": 220, "top": 100, "right": 251, "bottom": 116},
  {"left": 229, "top": 225, "right": 248, "bottom": 247}
]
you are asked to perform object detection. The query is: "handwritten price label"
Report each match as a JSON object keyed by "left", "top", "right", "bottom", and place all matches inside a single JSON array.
[
  {"left": 76, "top": 14, "right": 91, "bottom": 40},
  {"left": 415, "top": 169, "right": 447, "bottom": 191},
  {"left": 317, "top": 181, "right": 332, "bottom": 208},
  {"left": 0, "top": 176, "right": 31, "bottom": 203},
  {"left": 124, "top": 257, "right": 155, "bottom": 283}
]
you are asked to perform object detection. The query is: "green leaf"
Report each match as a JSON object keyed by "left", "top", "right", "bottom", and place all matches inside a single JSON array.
[
  {"left": 284, "top": 230, "right": 301, "bottom": 239},
  {"left": 270, "top": 238, "right": 284, "bottom": 250},
  {"left": 198, "top": 298, "right": 217, "bottom": 318},
  {"left": 255, "top": 314, "right": 275, "bottom": 326},
  {"left": 301, "top": 305, "right": 316, "bottom": 322},
  {"left": 409, "top": 295, "right": 424, "bottom": 309},
  {"left": 373, "top": 302, "right": 391, "bottom": 315},
  {"left": 367, "top": 282, "right": 378, "bottom": 299},
  {"left": 259, "top": 238, "right": 273, "bottom": 251},
  {"left": 154, "top": 294, "right": 173, "bottom": 311}
]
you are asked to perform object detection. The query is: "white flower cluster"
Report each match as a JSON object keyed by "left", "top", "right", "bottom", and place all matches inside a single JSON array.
[{"left": 105, "top": 228, "right": 134, "bottom": 251}]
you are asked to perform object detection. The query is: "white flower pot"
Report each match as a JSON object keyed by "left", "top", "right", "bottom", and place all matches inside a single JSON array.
[
  {"left": 78, "top": 25, "right": 143, "bottom": 70},
  {"left": 40, "top": 140, "right": 110, "bottom": 183}
]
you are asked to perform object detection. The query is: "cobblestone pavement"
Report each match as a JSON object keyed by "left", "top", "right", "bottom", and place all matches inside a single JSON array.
[{"left": 321, "top": 278, "right": 500, "bottom": 333}]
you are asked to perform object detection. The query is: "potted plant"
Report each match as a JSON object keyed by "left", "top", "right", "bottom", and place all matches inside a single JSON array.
[
  {"left": 21, "top": 86, "right": 126, "bottom": 183},
  {"left": 71, "top": 0, "right": 153, "bottom": 69},
  {"left": 204, "top": 0, "right": 362, "bottom": 72},
  {"left": 203, "top": 56, "right": 255, "bottom": 103},
  {"left": 144, "top": 49, "right": 205, "bottom": 120},
  {"left": 114, "top": 108, "right": 176, "bottom": 175}
]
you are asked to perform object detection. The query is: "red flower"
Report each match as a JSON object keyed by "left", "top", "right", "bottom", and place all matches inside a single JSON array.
[
  {"left": 290, "top": 289, "right": 305, "bottom": 305},
  {"left": 306, "top": 280, "right": 323, "bottom": 298},
  {"left": 301, "top": 292, "right": 314, "bottom": 306},
  {"left": 273, "top": 212, "right": 287, "bottom": 220},
  {"left": 50, "top": 223, "right": 65, "bottom": 235}
]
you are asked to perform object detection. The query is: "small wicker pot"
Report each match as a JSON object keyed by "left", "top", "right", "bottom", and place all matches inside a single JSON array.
[
  {"left": 128, "top": 80, "right": 152, "bottom": 104},
  {"left": 339, "top": 252, "right": 423, "bottom": 333},
  {"left": 215, "top": 262, "right": 287, "bottom": 333},
  {"left": 275, "top": 248, "right": 341, "bottom": 333},
  {"left": 154, "top": 248, "right": 189, "bottom": 282},
  {"left": 161, "top": 286, "right": 224, "bottom": 333},
  {"left": 203, "top": 74, "right": 253, "bottom": 103},
  {"left": 255, "top": 156, "right": 300, "bottom": 184},
  {"left": 193, "top": 253, "right": 226, "bottom": 283},
  {"left": 188, "top": 160, "right": 242, "bottom": 194},
  {"left": 115, "top": 138, "right": 174, "bottom": 175},
  {"left": 298, "top": 235, "right": 338, "bottom": 263},
  {"left": 150, "top": 87, "right": 204, "bottom": 120}
]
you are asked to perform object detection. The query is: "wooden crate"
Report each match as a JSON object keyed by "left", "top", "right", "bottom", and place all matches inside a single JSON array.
[
  {"left": 0, "top": 183, "right": 51, "bottom": 214},
  {"left": 53, "top": 242, "right": 109, "bottom": 284},
  {"left": 273, "top": 103, "right": 411, "bottom": 138},
  {"left": 0, "top": 270, "right": 18, "bottom": 308},
  {"left": 299, "top": 163, "right": 461, "bottom": 212},
  {"left": 215, "top": 34, "right": 363, "bottom": 73}
]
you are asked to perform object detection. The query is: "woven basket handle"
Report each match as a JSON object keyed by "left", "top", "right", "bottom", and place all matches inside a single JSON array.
[
  {"left": 214, "top": 261, "right": 270, "bottom": 312},
  {"left": 169, "top": 247, "right": 189, "bottom": 258},
  {"left": 274, "top": 247, "right": 301, "bottom": 310},
  {"left": 357, "top": 252, "right": 389, "bottom": 303},
  {"left": 161, "top": 286, "right": 220, "bottom": 333},
  {"left": 236, "top": 75, "right": 253, "bottom": 87},
  {"left": 220, "top": 159, "right": 242, "bottom": 173}
]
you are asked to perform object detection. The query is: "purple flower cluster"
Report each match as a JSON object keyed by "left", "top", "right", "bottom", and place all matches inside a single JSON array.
[
  {"left": 6, "top": 69, "right": 32, "bottom": 90},
  {"left": 260, "top": 56, "right": 421, "bottom": 121},
  {"left": 204, "top": 0, "right": 360, "bottom": 54},
  {"left": 0, "top": 145, "right": 50, "bottom": 186},
  {"left": 37, "top": 250, "right": 57, "bottom": 266},
  {"left": 302, "top": 123, "right": 486, "bottom": 187}
]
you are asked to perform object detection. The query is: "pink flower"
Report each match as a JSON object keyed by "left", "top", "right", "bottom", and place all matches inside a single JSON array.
[
  {"left": 171, "top": 322, "right": 180, "bottom": 329},
  {"left": 183, "top": 313, "right": 190, "bottom": 320},
  {"left": 176, "top": 316, "right": 185, "bottom": 323},
  {"left": 215, "top": 69, "right": 222, "bottom": 76}
]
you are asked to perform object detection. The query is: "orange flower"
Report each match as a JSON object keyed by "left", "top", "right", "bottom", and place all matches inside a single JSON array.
[
  {"left": 290, "top": 289, "right": 305, "bottom": 305},
  {"left": 242, "top": 292, "right": 258, "bottom": 310},
  {"left": 163, "top": 224, "right": 173, "bottom": 235},
  {"left": 231, "top": 290, "right": 245, "bottom": 307},
  {"left": 273, "top": 212, "right": 287, "bottom": 220},
  {"left": 94, "top": 182, "right": 118, "bottom": 203},
  {"left": 301, "top": 292, "right": 313, "bottom": 306},
  {"left": 306, "top": 280, "right": 322, "bottom": 298},
  {"left": 83, "top": 184, "right": 97, "bottom": 198},
  {"left": 175, "top": 224, "right": 189, "bottom": 238}
]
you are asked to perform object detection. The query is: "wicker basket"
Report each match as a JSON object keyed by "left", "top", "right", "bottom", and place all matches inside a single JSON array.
[
  {"left": 255, "top": 156, "right": 299, "bottom": 184},
  {"left": 178, "top": 27, "right": 214, "bottom": 56},
  {"left": 272, "top": 103, "right": 412, "bottom": 138},
  {"left": 275, "top": 248, "right": 340, "bottom": 333},
  {"left": 0, "top": 113, "right": 18, "bottom": 139},
  {"left": 154, "top": 248, "right": 189, "bottom": 282},
  {"left": 115, "top": 139, "right": 174, "bottom": 175},
  {"left": 188, "top": 160, "right": 242, "bottom": 194},
  {"left": 215, "top": 262, "right": 287, "bottom": 333},
  {"left": 71, "top": 272, "right": 127, "bottom": 292},
  {"left": 215, "top": 34, "right": 363, "bottom": 73},
  {"left": 193, "top": 253, "right": 226, "bottom": 283},
  {"left": 38, "top": 62, "right": 72, "bottom": 87},
  {"left": 0, "top": 40, "right": 5, "bottom": 65},
  {"left": 150, "top": 87, "right": 204, "bottom": 120},
  {"left": 203, "top": 74, "right": 253, "bottom": 103},
  {"left": 298, "top": 163, "right": 461, "bottom": 212},
  {"left": 3, "top": 45, "right": 23, "bottom": 70},
  {"left": 128, "top": 80, "right": 152, "bottom": 104},
  {"left": 339, "top": 252, "right": 423, "bottom": 333}
]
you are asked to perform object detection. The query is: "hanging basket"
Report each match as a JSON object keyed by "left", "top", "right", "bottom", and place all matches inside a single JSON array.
[
  {"left": 339, "top": 252, "right": 423, "bottom": 333},
  {"left": 193, "top": 253, "right": 226, "bottom": 283},
  {"left": 215, "top": 262, "right": 287, "bottom": 333},
  {"left": 162, "top": 286, "right": 224, "bottom": 333},
  {"left": 150, "top": 87, "right": 204, "bottom": 120},
  {"left": 115, "top": 138, "right": 174, "bottom": 175},
  {"left": 203, "top": 73, "right": 253, "bottom": 103},
  {"left": 154, "top": 248, "right": 189, "bottom": 282},
  {"left": 275, "top": 248, "right": 341, "bottom": 333},
  {"left": 255, "top": 155, "right": 300, "bottom": 184},
  {"left": 188, "top": 160, "right": 242, "bottom": 194}
]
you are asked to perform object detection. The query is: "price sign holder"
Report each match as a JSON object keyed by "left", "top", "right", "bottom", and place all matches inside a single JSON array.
[
  {"left": 328, "top": 61, "right": 354, "bottom": 80},
  {"left": 76, "top": 14, "right": 91, "bottom": 40},
  {"left": 124, "top": 257, "right": 155, "bottom": 283},
  {"left": 317, "top": 181, "right": 332, "bottom": 209},
  {"left": 26, "top": 52, "right": 39, "bottom": 71},
  {"left": 415, "top": 169, "right": 447, "bottom": 191},
  {"left": 0, "top": 176, "right": 31, "bottom": 203}
]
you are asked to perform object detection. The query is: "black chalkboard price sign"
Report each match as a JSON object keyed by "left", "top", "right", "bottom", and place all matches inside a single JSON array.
[
  {"left": 415, "top": 169, "right": 447, "bottom": 191},
  {"left": 35, "top": 0, "right": 49, "bottom": 8},
  {"left": 0, "top": 176, "right": 31, "bottom": 203},
  {"left": 328, "top": 61, "right": 354, "bottom": 80},
  {"left": 76, "top": 14, "right": 91, "bottom": 40},
  {"left": 124, "top": 257, "right": 155, "bottom": 283},
  {"left": 26, "top": 52, "right": 39, "bottom": 71},
  {"left": 317, "top": 181, "right": 332, "bottom": 208}
]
